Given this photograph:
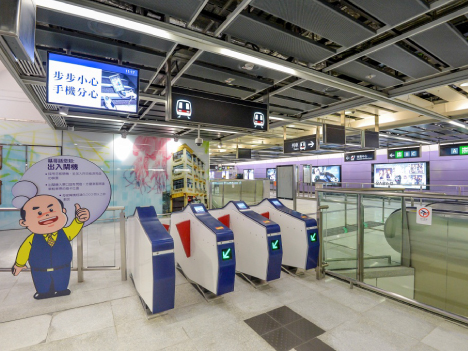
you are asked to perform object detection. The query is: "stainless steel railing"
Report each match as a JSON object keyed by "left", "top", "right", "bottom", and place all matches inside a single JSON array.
[
  {"left": 316, "top": 187, "right": 468, "bottom": 325},
  {"left": 0, "top": 206, "right": 127, "bottom": 282}
]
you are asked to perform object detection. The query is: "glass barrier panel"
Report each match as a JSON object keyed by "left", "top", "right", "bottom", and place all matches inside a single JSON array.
[
  {"left": 223, "top": 181, "right": 242, "bottom": 205},
  {"left": 211, "top": 182, "right": 223, "bottom": 209},
  {"left": 255, "top": 180, "right": 264, "bottom": 203},
  {"left": 241, "top": 181, "right": 256, "bottom": 205},
  {"left": 319, "top": 191, "right": 358, "bottom": 279}
]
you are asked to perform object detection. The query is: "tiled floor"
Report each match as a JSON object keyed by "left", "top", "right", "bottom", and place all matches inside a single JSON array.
[{"left": 0, "top": 267, "right": 467, "bottom": 351}]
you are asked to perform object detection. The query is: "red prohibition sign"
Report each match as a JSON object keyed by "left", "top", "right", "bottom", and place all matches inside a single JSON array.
[{"left": 419, "top": 208, "right": 430, "bottom": 218}]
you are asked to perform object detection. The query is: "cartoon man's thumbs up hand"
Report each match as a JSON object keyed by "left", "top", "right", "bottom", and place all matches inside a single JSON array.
[{"left": 75, "top": 204, "right": 90, "bottom": 223}]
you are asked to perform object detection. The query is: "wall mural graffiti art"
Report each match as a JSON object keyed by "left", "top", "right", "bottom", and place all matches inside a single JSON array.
[{"left": 124, "top": 136, "right": 170, "bottom": 194}]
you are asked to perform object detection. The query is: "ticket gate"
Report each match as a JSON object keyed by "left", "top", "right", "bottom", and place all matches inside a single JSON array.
[
  {"left": 170, "top": 203, "right": 236, "bottom": 297},
  {"left": 251, "top": 199, "right": 319, "bottom": 271},
  {"left": 210, "top": 201, "right": 283, "bottom": 284},
  {"left": 127, "top": 206, "right": 175, "bottom": 315}
]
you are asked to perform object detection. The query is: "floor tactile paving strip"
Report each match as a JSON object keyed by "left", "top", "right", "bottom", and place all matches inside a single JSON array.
[{"left": 244, "top": 306, "right": 335, "bottom": 351}]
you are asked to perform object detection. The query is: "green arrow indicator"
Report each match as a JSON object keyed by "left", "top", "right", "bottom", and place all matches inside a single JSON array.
[
  {"left": 271, "top": 239, "right": 280, "bottom": 251},
  {"left": 310, "top": 233, "right": 317, "bottom": 242},
  {"left": 222, "top": 248, "right": 232, "bottom": 260}
]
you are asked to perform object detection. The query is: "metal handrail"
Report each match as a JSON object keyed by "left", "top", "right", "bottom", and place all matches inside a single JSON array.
[
  {"left": 0, "top": 206, "right": 127, "bottom": 282},
  {"left": 317, "top": 188, "right": 468, "bottom": 201}
]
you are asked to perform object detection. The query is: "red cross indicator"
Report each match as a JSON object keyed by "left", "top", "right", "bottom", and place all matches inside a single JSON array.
[{"left": 419, "top": 208, "right": 430, "bottom": 218}]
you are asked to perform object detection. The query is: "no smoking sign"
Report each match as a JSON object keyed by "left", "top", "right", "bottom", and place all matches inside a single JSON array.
[{"left": 416, "top": 206, "right": 432, "bottom": 225}]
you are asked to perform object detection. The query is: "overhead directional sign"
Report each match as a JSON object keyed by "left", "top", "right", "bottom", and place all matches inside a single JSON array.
[
  {"left": 344, "top": 151, "right": 375, "bottom": 162},
  {"left": 221, "top": 248, "right": 232, "bottom": 261},
  {"left": 170, "top": 87, "right": 268, "bottom": 131},
  {"left": 388, "top": 146, "right": 420, "bottom": 159},
  {"left": 284, "top": 135, "right": 317, "bottom": 153},
  {"left": 439, "top": 143, "right": 468, "bottom": 156},
  {"left": 271, "top": 239, "right": 280, "bottom": 251}
]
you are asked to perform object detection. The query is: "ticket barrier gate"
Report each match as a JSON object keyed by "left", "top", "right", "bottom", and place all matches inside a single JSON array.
[
  {"left": 127, "top": 206, "right": 175, "bottom": 315},
  {"left": 210, "top": 201, "right": 283, "bottom": 287},
  {"left": 251, "top": 198, "right": 319, "bottom": 273},
  {"left": 170, "top": 204, "right": 236, "bottom": 299}
]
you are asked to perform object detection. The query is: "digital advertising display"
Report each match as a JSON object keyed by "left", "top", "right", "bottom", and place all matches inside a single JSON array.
[
  {"left": 311, "top": 166, "right": 341, "bottom": 186},
  {"left": 266, "top": 168, "right": 276, "bottom": 181},
  {"left": 170, "top": 88, "right": 268, "bottom": 131},
  {"left": 243, "top": 169, "right": 254, "bottom": 180},
  {"left": 47, "top": 53, "right": 139, "bottom": 113},
  {"left": 373, "top": 162, "right": 429, "bottom": 189}
]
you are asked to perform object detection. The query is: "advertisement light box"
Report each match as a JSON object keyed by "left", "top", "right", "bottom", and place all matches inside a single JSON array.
[
  {"left": 47, "top": 53, "right": 139, "bottom": 113},
  {"left": 373, "top": 162, "right": 429, "bottom": 190},
  {"left": 170, "top": 88, "right": 268, "bottom": 131},
  {"left": 311, "top": 166, "right": 341, "bottom": 186}
]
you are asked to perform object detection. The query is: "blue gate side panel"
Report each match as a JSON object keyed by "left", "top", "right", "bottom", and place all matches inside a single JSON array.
[
  {"left": 305, "top": 228, "right": 320, "bottom": 270},
  {"left": 152, "top": 254, "right": 176, "bottom": 314},
  {"left": 266, "top": 235, "right": 283, "bottom": 281},
  {"left": 216, "top": 243, "right": 236, "bottom": 295}
]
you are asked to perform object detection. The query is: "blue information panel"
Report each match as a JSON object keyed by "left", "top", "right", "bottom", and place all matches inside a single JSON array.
[{"left": 47, "top": 52, "right": 139, "bottom": 113}]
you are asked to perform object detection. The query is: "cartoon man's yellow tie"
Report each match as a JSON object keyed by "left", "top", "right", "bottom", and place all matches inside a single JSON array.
[{"left": 46, "top": 234, "right": 55, "bottom": 247}]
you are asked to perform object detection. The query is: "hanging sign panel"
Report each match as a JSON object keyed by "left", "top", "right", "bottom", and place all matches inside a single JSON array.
[
  {"left": 284, "top": 135, "right": 317, "bottom": 153},
  {"left": 344, "top": 151, "right": 375, "bottom": 162},
  {"left": 439, "top": 143, "right": 468, "bottom": 156},
  {"left": 170, "top": 88, "right": 268, "bottom": 131},
  {"left": 388, "top": 146, "right": 421, "bottom": 159}
]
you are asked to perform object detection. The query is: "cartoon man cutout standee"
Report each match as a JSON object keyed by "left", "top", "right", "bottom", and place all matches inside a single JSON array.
[{"left": 11, "top": 181, "right": 90, "bottom": 300}]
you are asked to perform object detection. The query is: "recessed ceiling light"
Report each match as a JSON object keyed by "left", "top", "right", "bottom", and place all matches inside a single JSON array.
[{"left": 366, "top": 74, "right": 376, "bottom": 80}]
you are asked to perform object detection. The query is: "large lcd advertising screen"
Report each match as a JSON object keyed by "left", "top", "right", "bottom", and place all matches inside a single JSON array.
[
  {"left": 266, "top": 168, "right": 276, "bottom": 181},
  {"left": 311, "top": 166, "right": 341, "bottom": 186},
  {"left": 373, "top": 162, "right": 429, "bottom": 189},
  {"left": 47, "top": 52, "right": 139, "bottom": 113}
]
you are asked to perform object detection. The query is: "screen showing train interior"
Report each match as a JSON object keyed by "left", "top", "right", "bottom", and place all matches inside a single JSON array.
[
  {"left": 237, "top": 202, "right": 248, "bottom": 209},
  {"left": 266, "top": 168, "right": 276, "bottom": 181},
  {"left": 373, "top": 162, "right": 429, "bottom": 189},
  {"left": 311, "top": 166, "right": 341, "bottom": 186},
  {"left": 271, "top": 200, "right": 282, "bottom": 207}
]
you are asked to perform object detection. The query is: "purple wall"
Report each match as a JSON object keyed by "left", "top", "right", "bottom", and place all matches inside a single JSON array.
[{"left": 233, "top": 145, "right": 468, "bottom": 195}]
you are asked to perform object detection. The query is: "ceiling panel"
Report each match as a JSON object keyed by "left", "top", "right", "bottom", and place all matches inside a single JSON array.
[
  {"left": 36, "top": 28, "right": 165, "bottom": 69},
  {"left": 411, "top": 23, "right": 468, "bottom": 68},
  {"left": 426, "top": 86, "right": 467, "bottom": 102},
  {"left": 198, "top": 52, "right": 287, "bottom": 83},
  {"left": 268, "top": 104, "right": 302, "bottom": 115},
  {"left": 298, "top": 81, "right": 357, "bottom": 99},
  {"left": 185, "top": 63, "right": 271, "bottom": 92},
  {"left": 279, "top": 87, "right": 340, "bottom": 105},
  {"left": 225, "top": 13, "right": 335, "bottom": 64},
  {"left": 175, "top": 76, "right": 253, "bottom": 99},
  {"left": 36, "top": 8, "right": 175, "bottom": 53},
  {"left": 122, "top": 0, "right": 205, "bottom": 22},
  {"left": 251, "top": 0, "right": 375, "bottom": 47},
  {"left": 335, "top": 60, "right": 405, "bottom": 88},
  {"left": 368, "top": 44, "right": 439, "bottom": 79},
  {"left": 349, "top": 0, "right": 428, "bottom": 26}
]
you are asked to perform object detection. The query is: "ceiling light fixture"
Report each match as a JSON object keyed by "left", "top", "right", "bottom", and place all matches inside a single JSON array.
[
  {"left": 460, "top": 82, "right": 468, "bottom": 87},
  {"left": 36, "top": 0, "right": 172, "bottom": 40},
  {"left": 220, "top": 49, "right": 296, "bottom": 75},
  {"left": 269, "top": 116, "right": 286, "bottom": 121},
  {"left": 379, "top": 133, "right": 431, "bottom": 144},
  {"left": 449, "top": 120, "right": 468, "bottom": 129},
  {"left": 218, "top": 142, "right": 222, "bottom": 148}
]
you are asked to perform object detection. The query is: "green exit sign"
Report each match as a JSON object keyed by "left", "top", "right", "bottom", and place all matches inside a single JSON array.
[
  {"left": 310, "top": 232, "right": 317, "bottom": 243},
  {"left": 460, "top": 146, "right": 468, "bottom": 155},
  {"left": 221, "top": 248, "right": 232, "bottom": 261},
  {"left": 271, "top": 239, "right": 280, "bottom": 251},
  {"left": 395, "top": 151, "right": 404, "bottom": 159}
]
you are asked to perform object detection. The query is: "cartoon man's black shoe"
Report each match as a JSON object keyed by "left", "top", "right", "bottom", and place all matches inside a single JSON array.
[
  {"left": 33, "top": 291, "right": 56, "bottom": 300},
  {"left": 55, "top": 289, "right": 71, "bottom": 297}
]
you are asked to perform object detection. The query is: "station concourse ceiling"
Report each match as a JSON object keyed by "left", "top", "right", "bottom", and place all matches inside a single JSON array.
[{"left": 2, "top": 0, "right": 468, "bottom": 163}]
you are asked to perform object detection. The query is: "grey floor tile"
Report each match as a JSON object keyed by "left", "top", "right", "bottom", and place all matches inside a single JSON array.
[
  {"left": 267, "top": 306, "right": 302, "bottom": 325},
  {"left": 286, "top": 318, "right": 325, "bottom": 342},
  {"left": 421, "top": 321, "right": 468, "bottom": 351},
  {"left": 245, "top": 314, "right": 282, "bottom": 335},
  {"left": 262, "top": 327, "right": 303, "bottom": 351},
  {"left": 296, "top": 338, "right": 335, "bottom": 351},
  {"left": 0, "top": 314, "right": 51, "bottom": 351}
]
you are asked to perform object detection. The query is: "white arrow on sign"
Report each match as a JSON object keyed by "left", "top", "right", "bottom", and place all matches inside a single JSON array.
[
  {"left": 308, "top": 141, "right": 315, "bottom": 148},
  {"left": 390, "top": 153, "right": 395, "bottom": 158}
]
